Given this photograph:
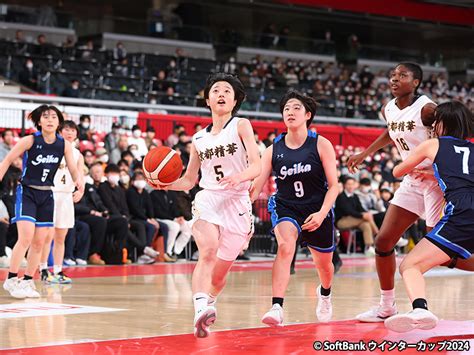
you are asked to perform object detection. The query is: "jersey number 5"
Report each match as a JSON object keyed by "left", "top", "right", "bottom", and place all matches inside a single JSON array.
[
  {"left": 214, "top": 165, "right": 224, "bottom": 181},
  {"left": 454, "top": 146, "right": 470, "bottom": 174},
  {"left": 41, "top": 169, "right": 50, "bottom": 182}
]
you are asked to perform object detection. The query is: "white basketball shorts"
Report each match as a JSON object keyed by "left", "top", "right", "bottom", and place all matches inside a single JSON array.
[
  {"left": 390, "top": 175, "right": 444, "bottom": 228},
  {"left": 191, "top": 189, "right": 254, "bottom": 261},
  {"left": 53, "top": 191, "right": 75, "bottom": 229}
]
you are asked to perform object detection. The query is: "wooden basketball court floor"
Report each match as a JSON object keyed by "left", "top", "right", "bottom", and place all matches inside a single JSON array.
[{"left": 0, "top": 256, "right": 473, "bottom": 354}]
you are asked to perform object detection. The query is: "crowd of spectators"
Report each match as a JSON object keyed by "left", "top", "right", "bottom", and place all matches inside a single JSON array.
[
  {"left": 0, "top": 115, "right": 446, "bottom": 269},
  {"left": 3, "top": 30, "right": 473, "bottom": 118}
]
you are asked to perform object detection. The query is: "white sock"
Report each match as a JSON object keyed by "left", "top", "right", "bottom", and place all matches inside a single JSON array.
[
  {"left": 53, "top": 265, "right": 62, "bottom": 275},
  {"left": 208, "top": 293, "right": 217, "bottom": 306},
  {"left": 39, "top": 262, "right": 48, "bottom": 271},
  {"left": 380, "top": 289, "right": 395, "bottom": 307},
  {"left": 193, "top": 292, "right": 208, "bottom": 313}
]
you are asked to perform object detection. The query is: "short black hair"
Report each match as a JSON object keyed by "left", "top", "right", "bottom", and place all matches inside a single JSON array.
[
  {"left": 131, "top": 171, "right": 145, "bottom": 181},
  {"left": 61, "top": 120, "right": 79, "bottom": 134},
  {"left": 121, "top": 150, "right": 134, "bottom": 160},
  {"left": 203, "top": 73, "right": 246, "bottom": 116},
  {"left": 104, "top": 164, "right": 120, "bottom": 174},
  {"left": 359, "top": 178, "right": 371, "bottom": 186},
  {"left": 90, "top": 161, "right": 103, "bottom": 169},
  {"left": 279, "top": 89, "right": 318, "bottom": 128},
  {"left": 118, "top": 158, "right": 129, "bottom": 167},
  {"left": 79, "top": 114, "right": 91, "bottom": 122},
  {"left": 82, "top": 149, "right": 94, "bottom": 157},
  {"left": 396, "top": 62, "right": 423, "bottom": 93},
  {"left": 434, "top": 101, "right": 474, "bottom": 140},
  {"left": 28, "top": 105, "right": 65, "bottom": 131},
  {"left": 342, "top": 175, "right": 356, "bottom": 185},
  {"left": 1, "top": 129, "right": 13, "bottom": 139}
]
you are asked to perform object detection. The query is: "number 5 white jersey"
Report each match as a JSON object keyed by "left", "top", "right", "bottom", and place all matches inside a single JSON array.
[
  {"left": 52, "top": 147, "right": 81, "bottom": 193},
  {"left": 385, "top": 95, "right": 435, "bottom": 169},
  {"left": 193, "top": 117, "right": 250, "bottom": 195}
]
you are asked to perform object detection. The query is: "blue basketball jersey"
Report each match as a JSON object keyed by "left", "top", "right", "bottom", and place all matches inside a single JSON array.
[
  {"left": 272, "top": 131, "right": 328, "bottom": 206},
  {"left": 21, "top": 132, "right": 65, "bottom": 187},
  {"left": 433, "top": 137, "right": 474, "bottom": 201}
]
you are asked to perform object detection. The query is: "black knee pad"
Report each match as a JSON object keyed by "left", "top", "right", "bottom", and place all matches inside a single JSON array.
[
  {"left": 447, "top": 257, "right": 458, "bottom": 269},
  {"left": 375, "top": 248, "right": 394, "bottom": 257}
]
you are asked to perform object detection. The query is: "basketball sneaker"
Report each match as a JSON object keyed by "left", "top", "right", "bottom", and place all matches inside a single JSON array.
[
  {"left": 16, "top": 279, "right": 41, "bottom": 298},
  {"left": 3, "top": 277, "right": 21, "bottom": 297},
  {"left": 41, "top": 269, "right": 54, "bottom": 284},
  {"left": 316, "top": 285, "right": 332, "bottom": 323},
  {"left": 75, "top": 258, "right": 87, "bottom": 266},
  {"left": 50, "top": 272, "right": 72, "bottom": 284},
  {"left": 262, "top": 304, "right": 284, "bottom": 327},
  {"left": 385, "top": 308, "right": 438, "bottom": 332},
  {"left": 64, "top": 258, "right": 76, "bottom": 266},
  {"left": 356, "top": 303, "right": 397, "bottom": 322},
  {"left": 193, "top": 305, "right": 217, "bottom": 338}
]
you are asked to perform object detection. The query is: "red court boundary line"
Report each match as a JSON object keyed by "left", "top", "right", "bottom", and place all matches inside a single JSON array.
[{"left": 2, "top": 320, "right": 473, "bottom": 354}]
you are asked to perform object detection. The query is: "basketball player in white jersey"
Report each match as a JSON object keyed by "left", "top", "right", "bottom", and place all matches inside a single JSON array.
[
  {"left": 39, "top": 120, "right": 84, "bottom": 284},
  {"left": 154, "top": 73, "right": 261, "bottom": 338},
  {"left": 348, "top": 62, "right": 474, "bottom": 322}
]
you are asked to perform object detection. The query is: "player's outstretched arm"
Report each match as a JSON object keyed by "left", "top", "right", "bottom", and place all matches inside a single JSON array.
[
  {"left": 0, "top": 135, "right": 33, "bottom": 182},
  {"left": 347, "top": 103, "right": 391, "bottom": 173},
  {"left": 64, "top": 140, "right": 84, "bottom": 195},
  {"left": 347, "top": 129, "right": 392, "bottom": 173},
  {"left": 166, "top": 142, "right": 201, "bottom": 191},
  {"left": 219, "top": 119, "right": 261, "bottom": 188},
  {"left": 302, "top": 136, "right": 338, "bottom": 232},
  {"left": 393, "top": 139, "right": 438, "bottom": 178},
  {"left": 250, "top": 145, "right": 273, "bottom": 202}
]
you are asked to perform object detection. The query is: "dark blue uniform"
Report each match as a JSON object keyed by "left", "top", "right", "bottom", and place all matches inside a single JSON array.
[
  {"left": 12, "top": 132, "right": 64, "bottom": 227},
  {"left": 426, "top": 136, "right": 474, "bottom": 259},
  {"left": 268, "top": 131, "right": 335, "bottom": 252}
]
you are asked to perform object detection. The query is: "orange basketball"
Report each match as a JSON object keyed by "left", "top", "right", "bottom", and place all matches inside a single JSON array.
[{"left": 142, "top": 146, "right": 183, "bottom": 186}]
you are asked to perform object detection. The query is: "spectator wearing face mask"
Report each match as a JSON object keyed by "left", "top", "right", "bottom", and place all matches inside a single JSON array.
[
  {"left": 19, "top": 59, "right": 38, "bottom": 91},
  {"left": 126, "top": 172, "right": 161, "bottom": 263},
  {"left": 127, "top": 125, "right": 148, "bottom": 159},
  {"left": 356, "top": 178, "right": 386, "bottom": 228},
  {"left": 98, "top": 164, "right": 152, "bottom": 264},
  {"left": 78, "top": 115, "right": 95, "bottom": 142},
  {"left": 119, "top": 169, "right": 131, "bottom": 189}
]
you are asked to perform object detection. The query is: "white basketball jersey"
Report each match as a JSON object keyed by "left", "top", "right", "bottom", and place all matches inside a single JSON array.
[
  {"left": 53, "top": 147, "right": 81, "bottom": 192},
  {"left": 385, "top": 95, "right": 435, "bottom": 169},
  {"left": 193, "top": 117, "right": 250, "bottom": 195}
]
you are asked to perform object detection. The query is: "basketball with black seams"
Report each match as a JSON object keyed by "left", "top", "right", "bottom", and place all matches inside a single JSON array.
[{"left": 142, "top": 146, "right": 183, "bottom": 188}]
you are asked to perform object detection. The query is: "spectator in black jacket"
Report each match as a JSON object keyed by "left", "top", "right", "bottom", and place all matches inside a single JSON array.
[
  {"left": 335, "top": 176, "right": 378, "bottom": 256},
  {"left": 99, "top": 164, "right": 154, "bottom": 264},
  {"left": 126, "top": 172, "right": 161, "bottom": 260},
  {"left": 150, "top": 189, "right": 192, "bottom": 261},
  {"left": 76, "top": 180, "right": 138, "bottom": 264}
]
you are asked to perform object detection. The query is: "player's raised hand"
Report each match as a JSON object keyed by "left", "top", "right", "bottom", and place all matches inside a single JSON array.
[
  {"left": 302, "top": 211, "right": 325, "bottom": 232},
  {"left": 347, "top": 153, "right": 366, "bottom": 174},
  {"left": 219, "top": 174, "right": 241, "bottom": 188}
]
